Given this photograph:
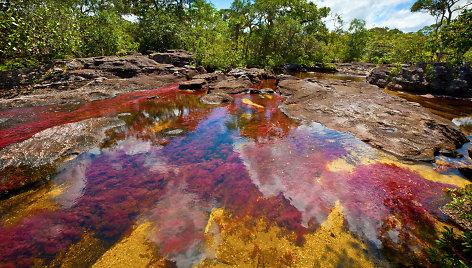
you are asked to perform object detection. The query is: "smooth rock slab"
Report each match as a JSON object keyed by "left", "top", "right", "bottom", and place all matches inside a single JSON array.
[
  {"left": 279, "top": 78, "right": 469, "bottom": 161},
  {"left": 211, "top": 78, "right": 253, "bottom": 94},
  {"left": 200, "top": 93, "right": 234, "bottom": 105},
  {"left": 179, "top": 79, "right": 208, "bottom": 90},
  {"left": 0, "top": 117, "right": 124, "bottom": 168}
]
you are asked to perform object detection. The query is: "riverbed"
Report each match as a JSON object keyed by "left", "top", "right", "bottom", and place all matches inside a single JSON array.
[{"left": 0, "top": 75, "right": 471, "bottom": 267}]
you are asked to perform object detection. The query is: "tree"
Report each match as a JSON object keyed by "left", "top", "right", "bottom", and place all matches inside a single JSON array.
[
  {"left": 411, "top": 0, "right": 470, "bottom": 62},
  {"left": 345, "top": 19, "right": 368, "bottom": 62}
]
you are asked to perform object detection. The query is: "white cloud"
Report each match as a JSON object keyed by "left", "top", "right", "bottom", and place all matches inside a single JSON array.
[{"left": 311, "top": 0, "right": 466, "bottom": 32}]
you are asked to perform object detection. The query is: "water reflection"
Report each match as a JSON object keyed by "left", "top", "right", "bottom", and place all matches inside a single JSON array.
[{"left": 0, "top": 84, "right": 470, "bottom": 267}]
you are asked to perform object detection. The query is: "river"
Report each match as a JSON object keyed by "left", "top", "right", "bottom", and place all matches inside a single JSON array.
[{"left": 0, "top": 75, "right": 471, "bottom": 267}]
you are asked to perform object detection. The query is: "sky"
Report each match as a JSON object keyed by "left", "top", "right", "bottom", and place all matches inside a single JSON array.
[{"left": 209, "top": 0, "right": 466, "bottom": 32}]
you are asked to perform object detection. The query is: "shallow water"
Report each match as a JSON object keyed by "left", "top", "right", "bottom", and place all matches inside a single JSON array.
[{"left": 0, "top": 80, "right": 471, "bottom": 267}]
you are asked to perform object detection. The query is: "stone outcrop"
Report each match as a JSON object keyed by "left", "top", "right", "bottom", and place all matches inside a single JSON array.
[
  {"left": 179, "top": 79, "right": 208, "bottom": 90},
  {"left": 227, "top": 68, "right": 274, "bottom": 83},
  {"left": 210, "top": 78, "right": 253, "bottom": 94},
  {"left": 200, "top": 93, "right": 234, "bottom": 105},
  {"left": 193, "top": 71, "right": 225, "bottom": 83},
  {"left": 368, "top": 63, "right": 472, "bottom": 97},
  {"left": 335, "top": 62, "right": 376, "bottom": 76},
  {"left": 150, "top": 49, "right": 194, "bottom": 67},
  {"left": 278, "top": 77, "right": 469, "bottom": 161},
  {"left": 0, "top": 117, "right": 124, "bottom": 169},
  {"left": 0, "top": 53, "right": 205, "bottom": 108}
]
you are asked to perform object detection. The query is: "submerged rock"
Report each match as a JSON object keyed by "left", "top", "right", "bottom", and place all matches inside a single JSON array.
[
  {"left": 0, "top": 117, "right": 124, "bottom": 168},
  {"left": 278, "top": 77, "right": 469, "bottom": 161},
  {"left": 165, "top": 129, "right": 185, "bottom": 135},
  {"left": 200, "top": 93, "right": 234, "bottom": 105}
]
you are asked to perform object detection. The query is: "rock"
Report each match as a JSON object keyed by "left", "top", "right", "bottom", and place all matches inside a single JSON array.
[
  {"left": 151, "top": 50, "right": 194, "bottom": 67},
  {"left": 179, "top": 79, "right": 208, "bottom": 90},
  {"left": 193, "top": 71, "right": 225, "bottom": 83},
  {"left": 200, "top": 93, "right": 234, "bottom": 105},
  {"left": 367, "top": 65, "right": 430, "bottom": 92},
  {"left": 0, "top": 117, "right": 10, "bottom": 124},
  {"left": 0, "top": 117, "right": 125, "bottom": 169},
  {"left": 227, "top": 68, "right": 274, "bottom": 83},
  {"left": 249, "top": 88, "right": 275, "bottom": 94},
  {"left": 165, "top": 129, "right": 185, "bottom": 135},
  {"left": 279, "top": 79, "right": 469, "bottom": 161},
  {"left": 284, "top": 63, "right": 300, "bottom": 71},
  {"left": 211, "top": 78, "right": 253, "bottom": 94},
  {"left": 276, "top": 74, "right": 300, "bottom": 84},
  {"left": 93, "top": 55, "right": 162, "bottom": 78},
  {"left": 335, "top": 62, "right": 376, "bottom": 76},
  {"left": 368, "top": 63, "right": 472, "bottom": 97},
  {"left": 0, "top": 52, "right": 206, "bottom": 108},
  {"left": 277, "top": 78, "right": 313, "bottom": 96},
  {"left": 459, "top": 168, "right": 472, "bottom": 180}
]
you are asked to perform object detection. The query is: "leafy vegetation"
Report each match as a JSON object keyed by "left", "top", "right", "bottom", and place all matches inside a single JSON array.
[
  {"left": 429, "top": 226, "right": 472, "bottom": 267},
  {"left": 0, "top": 0, "right": 470, "bottom": 70},
  {"left": 429, "top": 184, "right": 472, "bottom": 267}
]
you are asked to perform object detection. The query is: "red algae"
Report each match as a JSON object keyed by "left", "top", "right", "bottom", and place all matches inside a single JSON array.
[
  {"left": 0, "top": 83, "right": 465, "bottom": 267},
  {"left": 0, "top": 83, "right": 189, "bottom": 149}
]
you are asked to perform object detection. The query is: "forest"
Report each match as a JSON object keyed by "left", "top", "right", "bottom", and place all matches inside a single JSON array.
[{"left": 0, "top": 0, "right": 471, "bottom": 71}]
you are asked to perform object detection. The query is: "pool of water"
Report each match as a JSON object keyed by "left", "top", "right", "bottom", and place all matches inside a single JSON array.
[{"left": 0, "top": 81, "right": 470, "bottom": 267}]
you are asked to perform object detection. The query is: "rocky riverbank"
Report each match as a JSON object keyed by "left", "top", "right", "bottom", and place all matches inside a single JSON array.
[
  {"left": 367, "top": 63, "right": 472, "bottom": 98},
  {"left": 276, "top": 76, "right": 469, "bottom": 161},
  {"left": 0, "top": 50, "right": 204, "bottom": 109},
  {"left": 0, "top": 57, "right": 470, "bottom": 197}
]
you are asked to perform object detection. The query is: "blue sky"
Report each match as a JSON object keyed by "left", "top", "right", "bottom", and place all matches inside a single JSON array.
[{"left": 208, "top": 0, "right": 467, "bottom": 32}]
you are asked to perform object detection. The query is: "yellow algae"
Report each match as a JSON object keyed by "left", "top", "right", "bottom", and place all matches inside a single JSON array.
[
  {"left": 242, "top": 99, "right": 264, "bottom": 109},
  {"left": 296, "top": 201, "right": 380, "bottom": 268},
  {"left": 199, "top": 203, "right": 381, "bottom": 267},
  {"left": 93, "top": 222, "right": 167, "bottom": 268},
  {"left": 0, "top": 184, "right": 64, "bottom": 226},
  {"left": 241, "top": 113, "right": 254, "bottom": 120},
  {"left": 326, "top": 158, "right": 356, "bottom": 173},
  {"left": 378, "top": 158, "right": 470, "bottom": 188},
  {"left": 263, "top": 94, "right": 273, "bottom": 99},
  {"left": 49, "top": 232, "right": 107, "bottom": 268},
  {"left": 151, "top": 121, "right": 173, "bottom": 133}
]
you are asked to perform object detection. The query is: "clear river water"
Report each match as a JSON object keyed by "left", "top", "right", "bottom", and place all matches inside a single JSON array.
[{"left": 0, "top": 75, "right": 471, "bottom": 267}]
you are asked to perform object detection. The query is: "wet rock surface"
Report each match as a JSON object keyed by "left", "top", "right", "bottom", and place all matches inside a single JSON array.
[
  {"left": 279, "top": 77, "right": 469, "bottom": 161},
  {"left": 0, "top": 117, "right": 124, "bottom": 169},
  {"left": 0, "top": 54, "right": 204, "bottom": 109},
  {"left": 200, "top": 93, "right": 234, "bottom": 105},
  {"left": 368, "top": 63, "right": 472, "bottom": 97}
]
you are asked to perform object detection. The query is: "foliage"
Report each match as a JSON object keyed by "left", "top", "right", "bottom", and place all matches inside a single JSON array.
[
  {"left": 0, "top": 0, "right": 136, "bottom": 68},
  {"left": 345, "top": 19, "right": 368, "bottom": 62},
  {"left": 429, "top": 184, "right": 472, "bottom": 267},
  {"left": 429, "top": 227, "right": 472, "bottom": 267},
  {"left": 446, "top": 184, "right": 472, "bottom": 223},
  {"left": 0, "top": 0, "right": 470, "bottom": 70}
]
